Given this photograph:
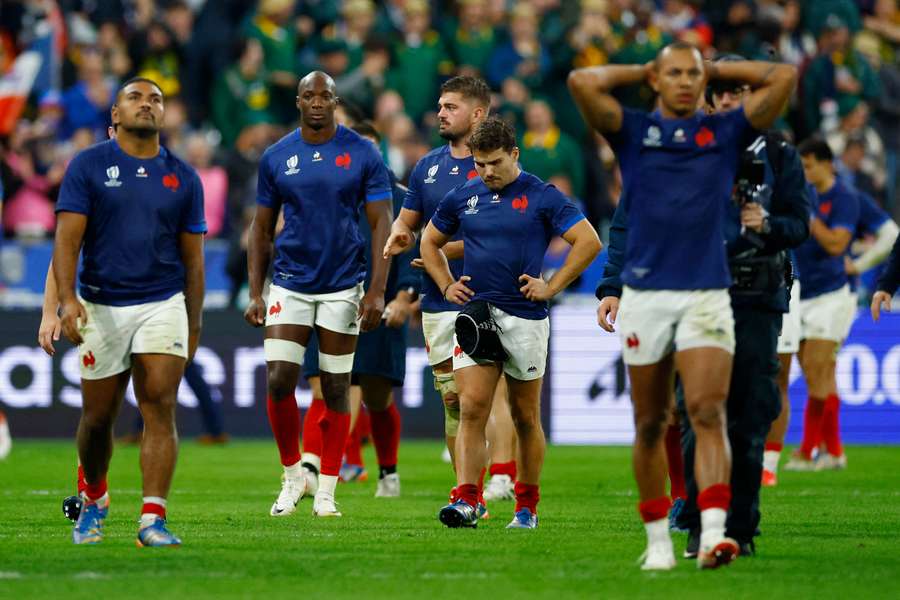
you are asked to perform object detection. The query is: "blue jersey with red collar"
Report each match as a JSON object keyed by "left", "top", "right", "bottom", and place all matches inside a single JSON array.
[
  {"left": 403, "top": 145, "right": 478, "bottom": 312},
  {"left": 607, "top": 107, "right": 752, "bottom": 290},
  {"left": 56, "top": 139, "right": 206, "bottom": 306},
  {"left": 431, "top": 171, "right": 585, "bottom": 319},
  {"left": 793, "top": 179, "right": 859, "bottom": 299},
  {"left": 257, "top": 125, "right": 392, "bottom": 294}
]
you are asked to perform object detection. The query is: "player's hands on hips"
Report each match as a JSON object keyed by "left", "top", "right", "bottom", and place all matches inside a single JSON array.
[
  {"left": 871, "top": 291, "right": 892, "bottom": 322},
  {"left": 444, "top": 276, "right": 474, "bottom": 305},
  {"left": 597, "top": 296, "right": 620, "bottom": 333},
  {"left": 359, "top": 290, "right": 385, "bottom": 332},
  {"left": 244, "top": 296, "right": 267, "bottom": 327},
  {"left": 59, "top": 298, "right": 87, "bottom": 345},
  {"left": 384, "top": 296, "right": 411, "bottom": 328},
  {"left": 740, "top": 202, "right": 766, "bottom": 232},
  {"left": 383, "top": 230, "right": 413, "bottom": 258},
  {"left": 38, "top": 310, "right": 62, "bottom": 355},
  {"left": 518, "top": 274, "right": 554, "bottom": 301}
]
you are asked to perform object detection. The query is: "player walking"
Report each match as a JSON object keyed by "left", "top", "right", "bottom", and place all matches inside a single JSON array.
[
  {"left": 421, "top": 117, "right": 601, "bottom": 529},
  {"left": 54, "top": 77, "right": 206, "bottom": 546},
  {"left": 569, "top": 43, "right": 796, "bottom": 568},
  {"left": 245, "top": 72, "right": 393, "bottom": 518}
]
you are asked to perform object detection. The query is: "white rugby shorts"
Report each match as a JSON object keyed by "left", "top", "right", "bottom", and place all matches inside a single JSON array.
[
  {"left": 799, "top": 284, "right": 857, "bottom": 343},
  {"left": 421, "top": 310, "right": 458, "bottom": 366},
  {"left": 78, "top": 292, "right": 188, "bottom": 380},
  {"left": 452, "top": 306, "right": 549, "bottom": 381},
  {"left": 266, "top": 283, "right": 364, "bottom": 335},
  {"left": 617, "top": 286, "right": 735, "bottom": 366}
]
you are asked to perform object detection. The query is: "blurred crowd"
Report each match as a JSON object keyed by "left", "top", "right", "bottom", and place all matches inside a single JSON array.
[{"left": 1, "top": 0, "right": 898, "bottom": 274}]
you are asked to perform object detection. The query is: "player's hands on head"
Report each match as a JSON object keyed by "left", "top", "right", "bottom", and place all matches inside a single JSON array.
[
  {"left": 59, "top": 298, "right": 88, "bottom": 345},
  {"left": 244, "top": 296, "right": 267, "bottom": 327},
  {"left": 384, "top": 296, "right": 411, "bottom": 328},
  {"left": 410, "top": 257, "right": 425, "bottom": 270},
  {"left": 38, "top": 310, "right": 62, "bottom": 356},
  {"left": 444, "top": 276, "right": 474, "bottom": 305},
  {"left": 518, "top": 274, "right": 554, "bottom": 302},
  {"left": 597, "top": 296, "right": 620, "bottom": 333},
  {"left": 383, "top": 230, "right": 412, "bottom": 258},
  {"left": 359, "top": 290, "right": 385, "bottom": 332},
  {"left": 871, "top": 291, "right": 892, "bottom": 322}
]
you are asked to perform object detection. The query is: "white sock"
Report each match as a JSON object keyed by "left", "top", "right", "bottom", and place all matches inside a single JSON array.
[
  {"left": 318, "top": 474, "right": 338, "bottom": 497},
  {"left": 644, "top": 518, "right": 670, "bottom": 546},
  {"left": 763, "top": 450, "right": 781, "bottom": 474},
  {"left": 284, "top": 460, "right": 303, "bottom": 479},
  {"left": 700, "top": 508, "right": 727, "bottom": 551},
  {"left": 140, "top": 496, "right": 167, "bottom": 528},
  {"left": 301, "top": 453, "right": 321, "bottom": 472},
  {"left": 84, "top": 492, "right": 110, "bottom": 510}
]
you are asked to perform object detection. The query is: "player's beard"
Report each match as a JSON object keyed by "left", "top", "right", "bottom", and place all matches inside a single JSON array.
[
  {"left": 438, "top": 125, "right": 465, "bottom": 142},
  {"left": 122, "top": 113, "right": 160, "bottom": 138}
]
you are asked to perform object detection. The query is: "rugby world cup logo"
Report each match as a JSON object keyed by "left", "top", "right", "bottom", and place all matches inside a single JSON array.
[
  {"left": 284, "top": 154, "right": 300, "bottom": 175},
  {"left": 424, "top": 164, "right": 438, "bottom": 184},
  {"left": 465, "top": 194, "right": 479, "bottom": 215},
  {"left": 104, "top": 165, "right": 122, "bottom": 187}
]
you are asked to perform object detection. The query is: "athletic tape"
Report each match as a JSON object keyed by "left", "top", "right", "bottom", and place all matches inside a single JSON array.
[
  {"left": 264, "top": 339, "right": 305, "bottom": 365},
  {"left": 319, "top": 352, "right": 355, "bottom": 373},
  {"left": 433, "top": 372, "right": 457, "bottom": 397}
]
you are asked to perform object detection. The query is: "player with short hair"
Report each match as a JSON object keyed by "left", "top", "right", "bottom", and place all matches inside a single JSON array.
[
  {"left": 245, "top": 72, "right": 393, "bottom": 518},
  {"left": 783, "top": 138, "right": 860, "bottom": 472},
  {"left": 422, "top": 116, "right": 601, "bottom": 529},
  {"left": 569, "top": 43, "right": 796, "bottom": 568},
  {"left": 53, "top": 77, "right": 207, "bottom": 546},
  {"left": 382, "top": 76, "right": 497, "bottom": 502}
]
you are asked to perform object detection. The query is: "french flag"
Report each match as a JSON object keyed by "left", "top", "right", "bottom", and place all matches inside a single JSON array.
[
  {"left": 0, "top": 51, "right": 43, "bottom": 136},
  {"left": 29, "top": 0, "right": 66, "bottom": 97}
]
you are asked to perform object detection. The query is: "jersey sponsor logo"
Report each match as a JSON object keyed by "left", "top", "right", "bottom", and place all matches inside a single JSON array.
[
  {"left": 491, "top": 193, "right": 500, "bottom": 203},
  {"left": 626, "top": 333, "right": 639, "bottom": 349},
  {"left": 527, "top": 364, "right": 538, "bottom": 373},
  {"left": 162, "top": 173, "right": 180, "bottom": 190},
  {"left": 450, "top": 165, "right": 459, "bottom": 175},
  {"left": 466, "top": 169, "right": 478, "bottom": 180},
  {"left": 312, "top": 151, "right": 322, "bottom": 162},
  {"left": 335, "top": 153, "right": 352, "bottom": 169},
  {"left": 695, "top": 126, "right": 715, "bottom": 147},
  {"left": 512, "top": 194, "right": 529, "bottom": 214},
  {"left": 673, "top": 128, "right": 686, "bottom": 143},
  {"left": 424, "top": 164, "right": 439, "bottom": 183},
  {"left": 268, "top": 301, "right": 282, "bottom": 316},
  {"left": 643, "top": 125, "right": 662, "bottom": 147},
  {"left": 104, "top": 165, "right": 122, "bottom": 187},
  {"left": 136, "top": 165, "right": 148, "bottom": 178},
  {"left": 82, "top": 351, "right": 96, "bottom": 368},
  {"left": 465, "top": 195, "right": 479, "bottom": 215},
  {"left": 819, "top": 201, "right": 832, "bottom": 217},
  {"left": 284, "top": 154, "right": 300, "bottom": 175}
]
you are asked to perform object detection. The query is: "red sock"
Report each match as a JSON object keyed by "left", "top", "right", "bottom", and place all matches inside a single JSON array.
[
  {"left": 476, "top": 467, "right": 487, "bottom": 499},
  {"left": 489, "top": 461, "right": 517, "bottom": 480},
  {"left": 370, "top": 402, "right": 401, "bottom": 469},
  {"left": 638, "top": 496, "right": 671, "bottom": 523},
  {"left": 266, "top": 393, "right": 301, "bottom": 466},
  {"left": 320, "top": 408, "right": 351, "bottom": 476},
  {"left": 344, "top": 420, "right": 364, "bottom": 467},
  {"left": 141, "top": 501, "right": 166, "bottom": 519},
  {"left": 799, "top": 397, "right": 826, "bottom": 458},
  {"left": 457, "top": 483, "right": 478, "bottom": 508},
  {"left": 821, "top": 393, "right": 843, "bottom": 457},
  {"left": 77, "top": 464, "right": 87, "bottom": 495},
  {"left": 697, "top": 483, "right": 731, "bottom": 511},
  {"left": 765, "top": 442, "right": 783, "bottom": 452},
  {"left": 84, "top": 477, "right": 108, "bottom": 502},
  {"left": 514, "top": 482, "right": 540, "bottom": 514},
  {"left": 664, "top": 424, "right": 686, "bottom": 501},
  {"left": 302, "top": 397, "right": 326, "bottom": 456}
]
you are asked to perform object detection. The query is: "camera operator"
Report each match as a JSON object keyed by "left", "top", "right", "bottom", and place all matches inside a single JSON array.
[{"left": 596, "top": 55, "right": 811, "bottom": 557}]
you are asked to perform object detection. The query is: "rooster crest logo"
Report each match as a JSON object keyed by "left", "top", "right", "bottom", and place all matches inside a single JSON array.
[
  {"left": 269, "top": 301, "right": 283, "bottom": 316},
  {"left": 82, "top": 351, "right": 96, "bottom": 368}
]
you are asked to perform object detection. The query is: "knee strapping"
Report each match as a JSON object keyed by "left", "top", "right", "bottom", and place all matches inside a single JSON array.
[
  {"left": 433, "top": 372, "right": 457, "bottom": 397},
  {"left": 264, "top": 339, "right": 305, "bottom": 365},
  {"left": 319, "top": 352, "right": 354, "bottom": 373},
  {"left": 444, "top": 403, "right": 460, "bottom": 437}
]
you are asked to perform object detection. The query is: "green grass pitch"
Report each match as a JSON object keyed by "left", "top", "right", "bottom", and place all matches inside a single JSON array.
[{"left": 2, "top": 441, "right": 899, "bottom": 599}]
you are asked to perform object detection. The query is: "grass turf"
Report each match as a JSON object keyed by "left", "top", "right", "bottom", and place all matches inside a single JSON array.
[{"left": 1, "top": 441, "right": 899, "bottom": 599}]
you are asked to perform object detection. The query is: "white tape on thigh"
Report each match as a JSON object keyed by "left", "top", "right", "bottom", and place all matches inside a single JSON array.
[
  {"left": 319, "top": 352, "right": 355, "bottom": 373},
  {"left": 264, "top": 339, "right": 306, "bottom": 365}
]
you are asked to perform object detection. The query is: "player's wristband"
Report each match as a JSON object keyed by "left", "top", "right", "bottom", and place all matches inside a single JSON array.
[{"left": 442, "top": 282, "right": 452, "bottom": 300}]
